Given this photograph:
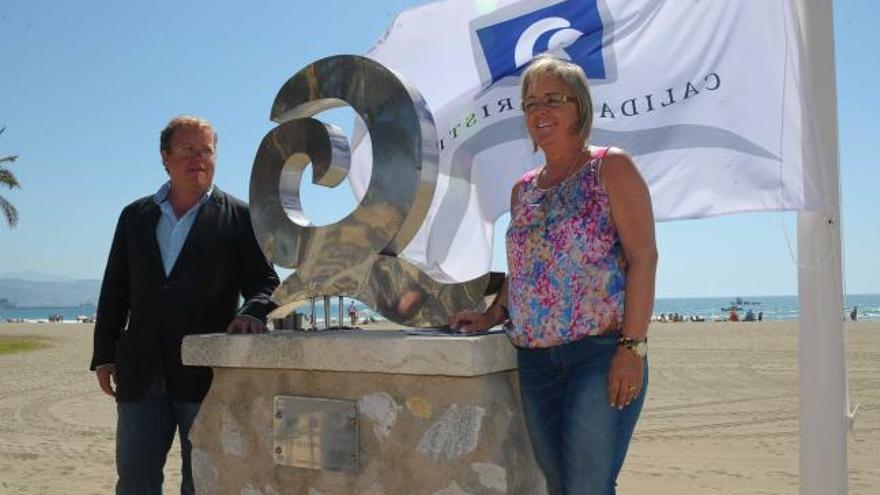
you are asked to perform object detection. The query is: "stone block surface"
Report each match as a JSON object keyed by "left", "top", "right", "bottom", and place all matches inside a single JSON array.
[
  {"left": 182, "top": 330, "right": 517, "bottom": 377},
  {"left": 184, "top": 332, "right": 546, "bottom": 494}
]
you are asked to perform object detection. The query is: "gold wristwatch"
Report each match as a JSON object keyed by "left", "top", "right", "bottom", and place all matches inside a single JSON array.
[{"left": 617, "top": 336, "right": 648, "bottom": 358}]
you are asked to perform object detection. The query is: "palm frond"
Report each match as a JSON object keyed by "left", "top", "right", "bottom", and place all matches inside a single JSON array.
[
  {"left": 0, "top": 169, "right": 20, "bottom": 189},
  {"left": 0, "top": 126, "right": 20, "bottom": 227},
  {"left": 0, "top": 195, "right": 18, "bottom": 228}
]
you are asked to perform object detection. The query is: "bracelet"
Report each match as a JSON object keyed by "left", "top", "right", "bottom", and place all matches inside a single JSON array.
[{"left": 617, "top": 335, "right": 648, "bottom": 358}]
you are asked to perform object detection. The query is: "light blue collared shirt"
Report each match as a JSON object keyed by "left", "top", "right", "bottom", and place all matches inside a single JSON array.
[{"left": 153, "top": 182, "right": 214, "bottom": 276}]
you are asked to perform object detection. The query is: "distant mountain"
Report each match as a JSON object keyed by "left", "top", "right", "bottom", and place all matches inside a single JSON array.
[
  {"left": 0, "top": 271, "right": 76, "bottom": 283},
  {"left": 0, "top": 277, "right": 101, "bottom": 307}
]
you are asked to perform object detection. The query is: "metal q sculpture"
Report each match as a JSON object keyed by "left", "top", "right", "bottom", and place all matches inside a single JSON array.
[{"left": 249, "top": 55, "right": 489, "bottom": 328}]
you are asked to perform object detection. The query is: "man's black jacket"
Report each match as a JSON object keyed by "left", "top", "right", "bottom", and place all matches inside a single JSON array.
[{"left": 90, "top": 188, "right": 279, "bottom": 402}]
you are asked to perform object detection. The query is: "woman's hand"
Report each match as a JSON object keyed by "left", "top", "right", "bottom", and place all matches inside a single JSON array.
[
  {"left": 449, "top": 309, "right": 498, "bottom": 334},
  {"left": 608, "top": 347, "right": 645, "bottom": 409}
]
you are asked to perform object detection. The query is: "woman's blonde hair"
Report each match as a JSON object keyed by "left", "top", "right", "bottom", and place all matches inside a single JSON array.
[{"left": 520, "top": 55, "right": 594, "bottom": 149}]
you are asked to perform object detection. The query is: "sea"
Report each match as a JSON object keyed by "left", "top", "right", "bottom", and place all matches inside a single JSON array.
[
  {"left": 2, "top": 294, "right": 878, "bottom": 324},
  {"left": 652, "top": 294, "right": 879, "bottom": 322}
]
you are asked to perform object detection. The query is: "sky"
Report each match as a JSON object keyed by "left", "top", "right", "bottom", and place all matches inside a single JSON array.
[{"left": 0, "top": 0, "right": 877, "bottom": 299}]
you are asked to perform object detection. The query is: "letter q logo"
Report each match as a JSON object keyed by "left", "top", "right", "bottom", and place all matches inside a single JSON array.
[{"left": 471, "top": 0, "right": 609, "bottom": 86}]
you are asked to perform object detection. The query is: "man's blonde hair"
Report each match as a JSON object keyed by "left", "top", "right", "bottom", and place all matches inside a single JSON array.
[{"left": 159, "top": 115, "right": 217, "bottom": 154}]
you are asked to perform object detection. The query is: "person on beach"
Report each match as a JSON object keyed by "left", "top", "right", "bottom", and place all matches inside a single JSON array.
[
  {"left": 90, "top": 115, "right": 279, "bottom": 494},
  {"left": 348, "top": 301, "right": 358, "bottom": 327},
  {"left": 450, "top": 56, "right": 657, "bottom": 495}
]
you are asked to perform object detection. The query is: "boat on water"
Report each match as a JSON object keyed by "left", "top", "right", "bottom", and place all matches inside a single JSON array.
[{"left": 721, "top": 297, "right": 762, "bottom": 312}]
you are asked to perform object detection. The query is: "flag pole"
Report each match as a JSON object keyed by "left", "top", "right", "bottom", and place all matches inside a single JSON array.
[{"left": 793, "top": 0, "right": 847, "bottom": 493}]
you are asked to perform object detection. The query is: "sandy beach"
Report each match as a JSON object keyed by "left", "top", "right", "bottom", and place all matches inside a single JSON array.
[{"left": 0, "top": 321, "right": 877, "bottom": 494}]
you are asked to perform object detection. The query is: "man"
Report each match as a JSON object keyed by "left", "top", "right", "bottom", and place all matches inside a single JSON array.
[{"left": 90, "top": 116, "right": 279, "bottom": 494}]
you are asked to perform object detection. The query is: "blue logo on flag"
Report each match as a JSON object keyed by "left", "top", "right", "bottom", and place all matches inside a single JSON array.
[{"left": 473, "top": 0, "right": 606, "bottom": 85}]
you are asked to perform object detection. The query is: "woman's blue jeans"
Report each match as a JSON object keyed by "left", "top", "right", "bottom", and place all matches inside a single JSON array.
[{"left": 517, "top": 334, "right": 648, "bottom": 495}]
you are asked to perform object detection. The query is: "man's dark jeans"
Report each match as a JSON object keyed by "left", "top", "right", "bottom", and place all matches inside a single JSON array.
[{"left": 116, "top": 371, "right": 201, "bottom": 495}]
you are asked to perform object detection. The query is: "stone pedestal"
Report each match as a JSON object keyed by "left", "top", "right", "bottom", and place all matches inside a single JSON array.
[{"left": 182, "top": 329, "right": 546, "bottom": 495}]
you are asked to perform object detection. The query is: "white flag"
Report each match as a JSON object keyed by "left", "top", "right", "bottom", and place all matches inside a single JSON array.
[{"left": 350, "top": 0, "right": 824, "bottom": 282}]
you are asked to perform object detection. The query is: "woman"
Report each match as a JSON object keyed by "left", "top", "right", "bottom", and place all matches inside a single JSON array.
[{"left": 450, "top": 56, "right": 657, "bottom": 495}]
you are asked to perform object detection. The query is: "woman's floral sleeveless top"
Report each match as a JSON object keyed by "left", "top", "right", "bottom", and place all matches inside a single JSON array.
[{"left": 506, "top": 148, "right": 627, "bottom": 348}]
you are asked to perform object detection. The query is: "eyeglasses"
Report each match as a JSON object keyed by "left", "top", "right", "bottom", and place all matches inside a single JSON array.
[
  {"left": 175, "top": 145, "right": 215, "bottom": 158},
  {"left": 521, "top": 93, "right": 575, "bottom": 114}
]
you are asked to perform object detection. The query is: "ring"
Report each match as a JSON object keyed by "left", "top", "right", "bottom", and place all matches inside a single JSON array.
[{"left": 628, "top": 385, "right": 638, "bottom": 391}]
